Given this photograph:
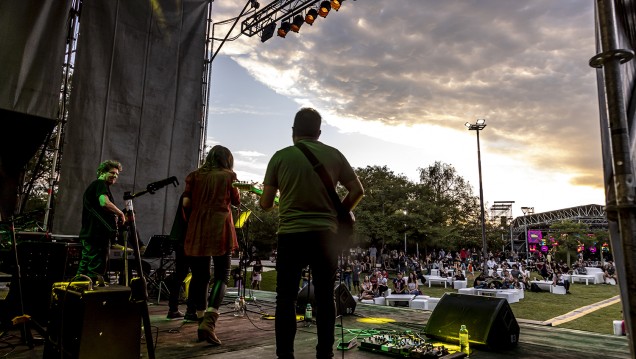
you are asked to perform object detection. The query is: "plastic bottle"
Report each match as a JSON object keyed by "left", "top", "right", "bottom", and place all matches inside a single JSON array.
[
  {"left": 305, "top": 303, "right": 312, "bottom": 321},
  {"left": 459, "top": 324, "right": 469, "bottom": 356},
  {"left": 234, "top": 296, "right": 245, "bottom": 317}
]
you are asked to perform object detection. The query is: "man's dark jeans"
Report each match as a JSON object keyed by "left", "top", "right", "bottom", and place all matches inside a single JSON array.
[{"left": 275, "top": 230, "right": 338, "bottom": 359}]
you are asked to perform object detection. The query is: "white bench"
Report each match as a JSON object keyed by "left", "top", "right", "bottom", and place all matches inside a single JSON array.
[
  {"left": 473, "top": 288, "right": 519, "bottom": 304},
  {"left": 409, "top": 295, "right": 430, "bottom": 310},
  {"left": 426, "top": 276, "right": 451, "bottom": 288},
  {"left": 530, "top": 280, "right": 565, "bottom": 294},
  {"left": 586, "top": 267, "right": 605, "bottom": 284},
  {"left": 427, "top": 297, "right": 440, "bottom": 311},
  {"left": 384, "top": 294, "right": 415, "bottom": 307},
  {"left": 458, "top": 288, "right": 522, "bottom": 303},
  {"left": 570, "top": 274, "right": 596, "bottom": 285},
  {"left": 453, "top": 280, "right": 467, "bottom": 289},
  {"left": 551, "top": 285, "right": 567, "bottom": 295},
  {"left": 458, "top": 287, "right": 475, "bottom": 295}
]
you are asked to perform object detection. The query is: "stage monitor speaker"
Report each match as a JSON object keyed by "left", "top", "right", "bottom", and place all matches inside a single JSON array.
[
  {"left": 44, "top": 285, "right": 141, "bottom": 359},
  {"left": 334, "top": 283, "right": 356, "bottom": 316},
  {"left": 296, "top": 282, "right": 356, "bottom": 316},
  {"left": 425, "top": 293, "right": 519, "bottom": 350}
]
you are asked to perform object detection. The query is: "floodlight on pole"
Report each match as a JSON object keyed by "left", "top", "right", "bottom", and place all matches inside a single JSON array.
[
  {"left": 403, "top": 210, "right": 408, "bottom": 254},
  {"left": 465, "top": 119, "right": 488, "bottom": 274}
]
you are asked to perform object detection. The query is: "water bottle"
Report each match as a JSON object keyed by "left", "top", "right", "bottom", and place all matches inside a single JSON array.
[
  {"left": 234, "top": 296, "right": 245, "bottom": 317},
  {"left": 459, "top": 324, "right": 469, "bottom": 356},
  {"left": 305, "top": 303, "right": 312, "bottom": 322}
]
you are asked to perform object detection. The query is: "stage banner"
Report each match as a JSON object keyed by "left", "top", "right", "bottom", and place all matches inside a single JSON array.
[
  {"left": 53, "top": 0, "right": 208, "bottom": 241},
  {"left": 527, "top": 230, "right": 542, "bottom": 244},
  {"left": 0, "top": 1, "right": 71, "bottom": 218}
]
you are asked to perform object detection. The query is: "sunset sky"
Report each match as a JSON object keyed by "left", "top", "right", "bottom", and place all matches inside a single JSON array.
[{"left": 205, "top": 0, "right": 605, "bottom": 218}]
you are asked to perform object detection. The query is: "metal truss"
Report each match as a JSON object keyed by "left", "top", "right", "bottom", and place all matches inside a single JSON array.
[
  {"left": 490, "top": 200, "right": 514, "bottom": 227},
  {"left": 510, "top": 204, "right": 607, "bottom": 235},
  {"left": 241, "top": 0, "right": 322, "bottom": 37}
]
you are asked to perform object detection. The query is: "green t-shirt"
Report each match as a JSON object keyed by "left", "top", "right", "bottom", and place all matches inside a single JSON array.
[{"left": 263, "top": 139, "right": 357, "bottom": 234}]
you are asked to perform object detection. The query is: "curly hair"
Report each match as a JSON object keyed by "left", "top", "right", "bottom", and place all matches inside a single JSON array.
[
  {"left": 201, "top": 145, "right": 234, "bottom": 172},
  {"left": 96, "top": 160, "right": 122, "bottom": 177}
]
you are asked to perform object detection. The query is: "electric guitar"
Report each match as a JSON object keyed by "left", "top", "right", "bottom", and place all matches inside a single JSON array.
[{"left": 232, "top": 182, "right": 279, "bottom": 204}]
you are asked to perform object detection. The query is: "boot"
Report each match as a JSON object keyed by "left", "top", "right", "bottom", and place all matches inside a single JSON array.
[{"left": 197, "top": 311, "right": 221, "bottom": 345}]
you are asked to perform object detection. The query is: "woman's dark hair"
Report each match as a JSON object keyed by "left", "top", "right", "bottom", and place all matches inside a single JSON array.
[{"left": 201, "top": 145, "right": 234, "bottom": 171}]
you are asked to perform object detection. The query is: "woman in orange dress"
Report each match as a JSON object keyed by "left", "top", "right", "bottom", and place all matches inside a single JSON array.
[{"left": 182, "top": 145, "right": 239, "bottom": 345}]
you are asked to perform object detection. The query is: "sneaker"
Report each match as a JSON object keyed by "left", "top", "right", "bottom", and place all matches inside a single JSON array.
[
  {"left": 184, "top": 312, "right": 199, "bottom": 322},
  {"left": 167, "top": 310, "right": 184, "bottom": 319}
]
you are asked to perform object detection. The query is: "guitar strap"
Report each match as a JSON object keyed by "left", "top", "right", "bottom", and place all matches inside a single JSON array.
[{"left": 294, "top": 142, "right": 348, "bottom": 217}]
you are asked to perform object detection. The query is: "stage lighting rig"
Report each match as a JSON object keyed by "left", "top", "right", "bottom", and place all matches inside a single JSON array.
[{"left": 241, "top": 0, "right": 349, "bottom": 42}]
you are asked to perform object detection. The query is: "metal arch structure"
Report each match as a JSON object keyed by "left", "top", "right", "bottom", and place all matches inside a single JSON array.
[{"left": 510, "top": 204, "right": 608, "bottom": 235}]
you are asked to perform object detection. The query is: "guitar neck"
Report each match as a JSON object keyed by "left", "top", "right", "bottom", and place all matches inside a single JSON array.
[{"left": 233, "top": 182, "right": 279, "bottom": 204}]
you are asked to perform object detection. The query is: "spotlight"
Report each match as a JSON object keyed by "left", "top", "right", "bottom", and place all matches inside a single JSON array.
[
  {"left": 290, "top": 15, "right": 304, "bottom": 33},
  {"left": 305, "top": 8, "right": 318, "bottom": 25},
  {"left": 261, "top": 22, "right": 276, "bottom": 42},
  {"left": 318, "top": 1, "right": 331, "bottom": 17},
  {"left": 277, "top": 21, "right": 292, "bottom": 38},
  {"left": 331, "top": 0, "right": 341, "bottom": 11}
]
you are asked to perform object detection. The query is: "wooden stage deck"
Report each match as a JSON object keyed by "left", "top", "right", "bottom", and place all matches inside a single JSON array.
[{"left": 1, "top": 288, "right": 630, "bottom": 359}]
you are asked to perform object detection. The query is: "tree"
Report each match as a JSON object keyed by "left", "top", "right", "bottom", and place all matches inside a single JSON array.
[
  {"left": 416, "top": 162, "right": 481, "bottom": 253},
  {"left": 353, "top": 165, "right": 414, "bottom": 248},
  {"left": 235, "top": 190, "right": 278, "bottom": 260},
  {"left": 549, "top": 220, "right": 590, "bottom": 266}
]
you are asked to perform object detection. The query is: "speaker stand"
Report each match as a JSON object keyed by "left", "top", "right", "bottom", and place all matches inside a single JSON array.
[{"left": 6, "top": 214, "right": 46, "bottom": 349}]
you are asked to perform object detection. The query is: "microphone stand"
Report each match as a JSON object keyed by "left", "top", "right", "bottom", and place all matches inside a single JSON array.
[{"left": 121, "top": 176, "right": 178, "bottom": 359}]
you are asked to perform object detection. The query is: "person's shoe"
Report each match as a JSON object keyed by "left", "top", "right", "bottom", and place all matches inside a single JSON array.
[
  {"left": 184, "top": 311, "right": 198, "bottom": 322},
  {"left": 167, "top": 310, "right": 184, "bottom": 319},
  {"left": 197, "top": 312, "right": 221, "bottom": 345}
]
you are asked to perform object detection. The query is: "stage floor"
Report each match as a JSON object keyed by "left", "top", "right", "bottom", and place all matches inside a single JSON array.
[{"left": 1, "top": 288, "right": 630, "bottom": 359}]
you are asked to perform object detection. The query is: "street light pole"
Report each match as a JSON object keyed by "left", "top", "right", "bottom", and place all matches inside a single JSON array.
[
  {"left": 465, "top": 119, "right": 488, "bottom": 274},
  {"left": 403, "top": 210, "right": 407, "bottom": 254}
]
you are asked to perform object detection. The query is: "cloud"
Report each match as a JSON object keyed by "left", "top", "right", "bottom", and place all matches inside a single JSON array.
[{"left": 212, "top": 0, "right": 604, "bottom": 199}]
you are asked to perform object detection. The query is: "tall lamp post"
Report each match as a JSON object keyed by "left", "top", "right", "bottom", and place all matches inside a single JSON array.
[
  {"left": 403, "top": 210, "right": 408, "bottom": 254},
  {"left": 521, "top": 206, "right": 534, "bottom": 262},
  {"left": 465, "top": 119, "right": 488, "bottom": 273}
]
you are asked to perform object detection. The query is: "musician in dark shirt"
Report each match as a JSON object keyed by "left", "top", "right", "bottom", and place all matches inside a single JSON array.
[{"left": 76, "top": 160, "right": 126, "bottom": 284}]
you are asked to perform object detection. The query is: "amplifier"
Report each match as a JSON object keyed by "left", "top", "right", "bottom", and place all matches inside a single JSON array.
[{"left": 44, "top": 285, "right": 141, "bottom": 359}]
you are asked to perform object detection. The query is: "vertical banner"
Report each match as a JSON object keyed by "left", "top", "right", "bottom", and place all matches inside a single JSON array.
[{"left": 53, "top": 0, "right": 208, "bottom": 241}]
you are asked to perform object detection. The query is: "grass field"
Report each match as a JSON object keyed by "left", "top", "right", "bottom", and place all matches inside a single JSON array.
[{"left": 241, "top": 267, "right": 623, "bottom": 335}]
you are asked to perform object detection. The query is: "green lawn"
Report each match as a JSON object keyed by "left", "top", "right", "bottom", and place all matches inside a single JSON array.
[{"left": 243, "top": 268, "right": 623, "bottom": 335}]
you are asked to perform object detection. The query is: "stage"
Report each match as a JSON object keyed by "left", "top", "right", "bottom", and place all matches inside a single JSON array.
[{"left": 1, "top": 289, "right": 630, "bottom": 359}]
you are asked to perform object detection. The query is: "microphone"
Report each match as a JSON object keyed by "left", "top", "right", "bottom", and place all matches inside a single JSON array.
[{"left": 146, "top": 176, "right": 179, "bottom": 194}]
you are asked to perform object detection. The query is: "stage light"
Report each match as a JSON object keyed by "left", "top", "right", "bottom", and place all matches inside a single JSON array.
[
  {"left": 305, "top": 8, "right": 318, "bottom": 24},
  {"left": 318, "top": 1, "right": 331, "bottom": 17},
  {"left": 290, "top": 15, "right": 304, "bottom": 32},
  {"left": 277, "top": 21, "right": 291, "bottom": 37},
  {"left": 261, "top": 22, "right": 276, "bottom": 42},
  {"left": 331, "top": 0, "right": 342, "bottom": 11}
]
